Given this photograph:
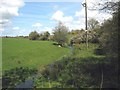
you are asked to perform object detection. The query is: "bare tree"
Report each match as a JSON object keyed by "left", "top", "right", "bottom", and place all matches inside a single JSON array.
[{"left": 88, "top": 18, "right": 99, "bottom": 30}]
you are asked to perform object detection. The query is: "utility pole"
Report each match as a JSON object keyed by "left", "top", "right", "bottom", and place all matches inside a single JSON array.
[{"left": 82, "top": 0, "right": 88, "bottom": 49}]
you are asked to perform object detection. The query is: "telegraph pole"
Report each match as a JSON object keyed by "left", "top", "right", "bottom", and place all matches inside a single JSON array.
[{"left": 82, "top": 0, "right": 88, "bottom": 49}]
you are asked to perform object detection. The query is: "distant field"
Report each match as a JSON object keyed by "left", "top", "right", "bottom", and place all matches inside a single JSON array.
[{"left": 2, "top": 38, "right": 70, "bottom": 71}]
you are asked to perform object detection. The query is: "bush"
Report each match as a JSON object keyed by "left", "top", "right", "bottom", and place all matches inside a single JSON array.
[
  {"left": 94, "top": 48, "right": 105, "bottom": 55},
  {"left": 2, "top": 67, "right": 37, "bottom": 88},
  {"left": 39, "top": 31, "right": 50, "bottom": 41},
  {"left": 40, "top": 57, "right": 71, "bottom": 81},
  {"left": 53, "top": 22, "right": 69, "bottom": 47},
  {"left": 39, "top": 35, "right": 48, "bottom": 40},
  {"left": 36, "top": 56, "right": 118, "bottom": 88},
  {"left": 29, "top": 31, "right": 39, "bottom": 40}
]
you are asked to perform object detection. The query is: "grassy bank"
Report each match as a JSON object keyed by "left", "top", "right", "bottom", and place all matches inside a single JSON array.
[{"left": 2, "top": 38, "right": 70, "bottom": 71}]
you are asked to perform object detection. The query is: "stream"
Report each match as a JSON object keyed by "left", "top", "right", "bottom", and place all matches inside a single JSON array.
[
  {"left": 14, "top": 46, "right": 73, "bottom": 88},
  {"left": 15, "top": 79, "right": 33, "bottom": 88},
  {"left": 15, "top": 74, "right": 39, "bottom": 89}
]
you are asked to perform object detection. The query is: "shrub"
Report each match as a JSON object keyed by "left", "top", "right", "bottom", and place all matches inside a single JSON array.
[
  {"left": 29, "top": 31, "right": 39, "bottom": 40},
  {"left": 38, "top": 56, "right": 118, "bottom": 88},
  {"left": 53, "top": 22, "right": 69, "bottom": 47},
  {"left": 2, "top": 67, "right": 37, "bottom": 88},
  {"left": 94, "top": 48, "right": 105, "bottom": 55},
  {"left": 39, "top": 31, "right": 50, "bottom": 41}
]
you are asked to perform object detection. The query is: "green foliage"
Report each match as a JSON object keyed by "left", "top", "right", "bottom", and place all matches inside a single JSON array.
[
  {"left": 34, "top": 42, "right": 118, "bottom": 88},
  {"left": 53, "top": 22, "right": 69, "bottom": 46},
  {"left": 29, "top": 31, "right": 39, "bottom": 40},
  {"left": 60, "top": 57, "right": 118, "bottom": 88},
  {"left": 2, "top": 1, "right": 119, "bottom": 88},
  {"left": 29, "top": 31, "right": 50, "bottom": 41},
  {"left": 99, "top": 7, "right": 119, "bottom": 56},
  {"left": 69, "top": 29, "right": 100, "bottom": 45},
  {"left": 70, "top": 29, "right": 84, "bottom": 36},
  {"left": 71, "top": 44, "right": 101, "bottom": 58},
  {"left": 35, "top": 56, "right": 118, "bottom": 88},
  {"left": 69, "top": 29, "right": 86, "bottom": 45},
  {"left": 34, "top": 75, "right": 62, "bottom": 88},
  {"left": 94, "top": 48, "right": 105, "bottom": 55},
  {"left": 40, "top": 56, "right": 69, "bottom": 80},
  {"left": 87, "top": 29, "right": 100, "bottom": 43},
  {"left": 44, "top": 31, "right": 50, "bottom": 38},
  {"left": 3, "top": 38, "right": 118, "bottom": 88},
  {"left": 39, "top": 31, "right": 50, "bottom": 40},
  {"left": 2, "top": 67, "right": 37, "bottom": 88}
]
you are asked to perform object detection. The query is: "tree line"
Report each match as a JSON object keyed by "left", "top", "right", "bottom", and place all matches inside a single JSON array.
[{"left": 29, "top": 18, "right": 101, "bottom": 46}]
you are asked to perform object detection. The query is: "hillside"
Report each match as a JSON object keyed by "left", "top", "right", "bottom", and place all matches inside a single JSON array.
[{"left": 2, "top": 38, "right": 70, "bottom": 71}]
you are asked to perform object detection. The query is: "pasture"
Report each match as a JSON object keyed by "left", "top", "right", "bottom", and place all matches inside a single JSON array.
[{"left": 2, "top": 38, "right": 70, "bottom": 71}]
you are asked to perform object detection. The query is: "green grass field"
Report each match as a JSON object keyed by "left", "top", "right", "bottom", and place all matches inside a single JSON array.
[
  {"left": 72, "top": 43, "right": 102, "bottom": 58},
  {"left": 2, "top": 38, "right": 70, "bottom": 71}
]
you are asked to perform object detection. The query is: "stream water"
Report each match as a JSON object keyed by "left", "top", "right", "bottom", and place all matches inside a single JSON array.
[
  {"left": 69, "top": 46, "right": 74, "bottom": 54},
  {"left": 15, "top": 74, "right": 39, "bottom": 89},
  {"left": 15, "top": 79, "right": 33, "bottom": 88},
  {"left": 14, "top": 46, "right": 73, "bottom": 88}
]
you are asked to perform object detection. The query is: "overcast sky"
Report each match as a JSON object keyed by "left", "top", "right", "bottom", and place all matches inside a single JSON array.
[{"left": 0, "top": 0, "right": 113, "bottom": 36}]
